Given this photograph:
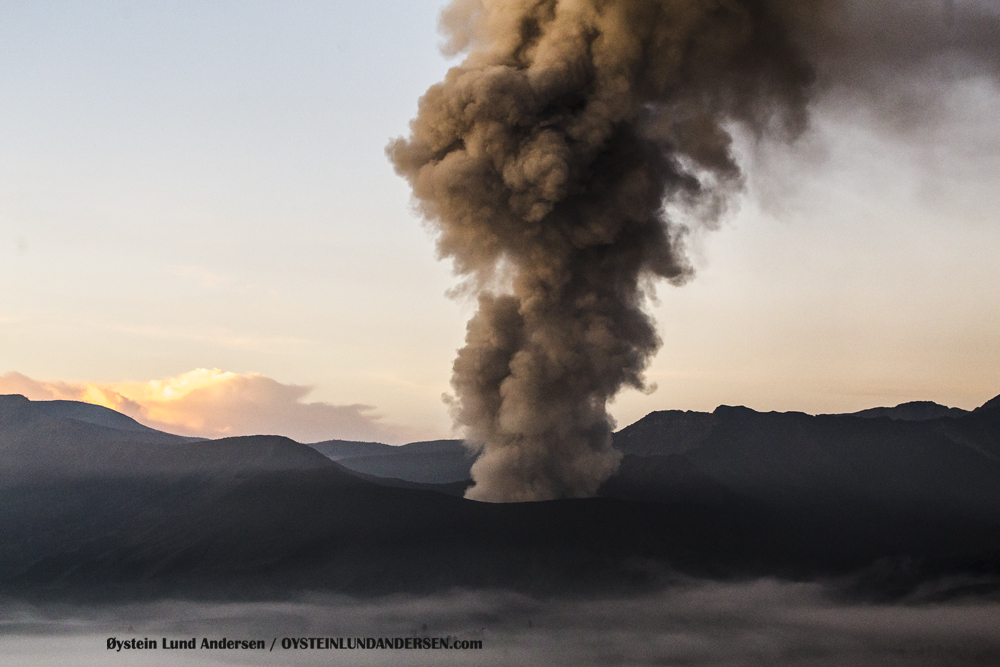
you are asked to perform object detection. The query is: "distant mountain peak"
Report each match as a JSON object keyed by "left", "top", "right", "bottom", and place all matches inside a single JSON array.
[
  {"left": 712, "top": 404, "right": 750, "bottom": 414},
  {"left": 0, "top": 394, "right": 200, "bottom": 443},
  {"left": 851, "top": 401, "right": 968, "bottom": 421},
  {"left": 975, "top": 394, "right": 1000, "bottom": 413},
  {"left": 0, "top": 394, "right": 33, "bottom": 423}
]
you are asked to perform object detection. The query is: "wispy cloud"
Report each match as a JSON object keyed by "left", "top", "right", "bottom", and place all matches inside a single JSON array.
[
  {"left": 102, "top": 323, "right": 316, "bottom": 353},
  {"left": 170, "top": 265, "right": 234, "bottom": 289},
  {"left": 0, "top": 369, "right": 410, "bottom": 444}
]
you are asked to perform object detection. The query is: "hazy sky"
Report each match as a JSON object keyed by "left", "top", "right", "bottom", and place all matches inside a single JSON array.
[{"left": 2, "top": 1, "right": 998, "bottom": 443}]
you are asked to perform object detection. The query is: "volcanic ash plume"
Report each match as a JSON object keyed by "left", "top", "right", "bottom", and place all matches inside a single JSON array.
[
  {"left": 388, "top": 0, "right": 811, "bottom": 502},
  {"left": 388, "top": 0, "right": 1000, "bottom": 502}
]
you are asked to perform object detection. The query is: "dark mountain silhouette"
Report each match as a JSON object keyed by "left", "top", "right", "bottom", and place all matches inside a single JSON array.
[
  {"left": 309, "top": 438, "right": 472, "bottom": 483},
  {"left": 0, "top": 394, "right": 201, "bottom": 443},
  {"left": 305, "top": 439, "right": 396, "bottom": 460},
  {"left": 1, "top": 392, "right": 999, "bottom": 602},
  {"left": 606, "top": 403, "right": 1000, "bottom": 519},
  {"left": 976, "top": 394, "right": 1000, "bottom": 413},
  {"left": 0, "top": 394, "right": 752, "bottom": 599},
  {"left": 850, "top": 401, "right": 969, "bottom": 421},
  {"left": 32, "top": 399, "right": 168, "bottom": 433},
  {"left": 612, "top": 410, "right": 716, "bottom": 457},
  {"left": 318, "top": 404, "right": 968, "bottom": 486}
]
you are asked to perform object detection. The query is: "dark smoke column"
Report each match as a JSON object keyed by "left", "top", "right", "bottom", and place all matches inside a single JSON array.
[{"left": 388, "top": 0, "right": 812, "bottom": 502}]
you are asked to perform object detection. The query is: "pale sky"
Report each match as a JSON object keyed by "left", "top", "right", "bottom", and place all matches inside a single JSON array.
[{"left": 2, "top": 1, "right": 998, "bottom": 443}]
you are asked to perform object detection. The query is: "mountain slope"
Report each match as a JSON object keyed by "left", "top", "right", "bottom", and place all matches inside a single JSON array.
[
  {"left": 850, "top": 401, "right": 969, "bottom": 421},
  {"left": 307, "top": 438, "right": 472, "bottom": 483},
  {"left": 2, "top": 393, "right": 999, "bottom": 601},
  {"left": 605, "top": 396, "right": 1000, "bottom": 521},
  {"left": 1, "top": 393, "right": 196, "bottom": 444}
]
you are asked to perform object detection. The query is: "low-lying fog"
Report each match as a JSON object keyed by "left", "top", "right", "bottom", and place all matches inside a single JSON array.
[{"left": 2, "top": 580, "right": 999, "bottom": 666}]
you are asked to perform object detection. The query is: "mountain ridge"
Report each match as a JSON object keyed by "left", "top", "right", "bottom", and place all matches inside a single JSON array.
[{"left": 1, "top": 391, "right": 999, "bottom": 600}]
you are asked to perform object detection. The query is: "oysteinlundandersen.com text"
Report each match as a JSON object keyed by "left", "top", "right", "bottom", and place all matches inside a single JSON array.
[{"left": 107, "top": 636, "right": 483, "bottom": 652}]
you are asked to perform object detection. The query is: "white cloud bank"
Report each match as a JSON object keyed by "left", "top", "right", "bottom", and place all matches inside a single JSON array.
[{"left": 0, "top": 369, "right": 417, "bottom": 444}]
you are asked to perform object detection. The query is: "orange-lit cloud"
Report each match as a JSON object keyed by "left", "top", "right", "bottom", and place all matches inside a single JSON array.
[{"left": 0, "top": 369, "right": 408, "bottom": 444}]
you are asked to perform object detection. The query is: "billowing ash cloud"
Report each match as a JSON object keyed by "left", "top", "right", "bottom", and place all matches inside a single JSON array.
[{"left": 388, "top": 0, "right": 1000, "bottom": 502}]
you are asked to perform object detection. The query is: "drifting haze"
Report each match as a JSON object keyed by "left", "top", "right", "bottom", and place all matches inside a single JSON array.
[
  {"left": 0, "top": 370, "right": 414, "bottom": 444},
  {"left": 3, "top": 582, "right": 1000, "bottom": 666},
  {"left": 389, "top": 0, "right": 1000, "bottom": 501}
]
